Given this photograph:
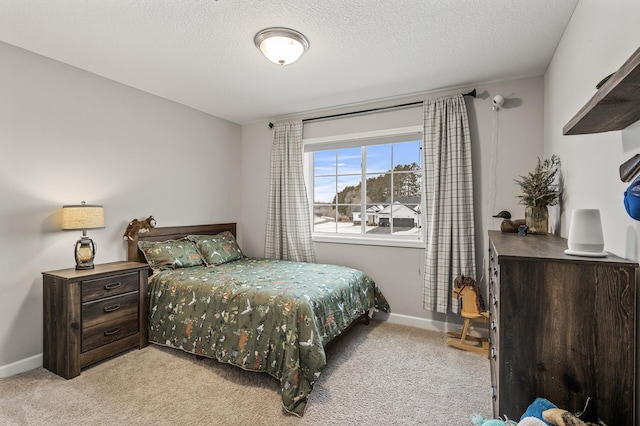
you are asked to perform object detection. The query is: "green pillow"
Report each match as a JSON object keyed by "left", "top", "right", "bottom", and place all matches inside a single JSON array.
[
  {"left": 138, "top": 239, "right": 204, "bottom": 270},
  {"left": 188, "top": 231, "right": 243, "bottom": 266}
]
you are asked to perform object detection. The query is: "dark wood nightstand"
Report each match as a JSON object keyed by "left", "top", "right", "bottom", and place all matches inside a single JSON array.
[{"left": 42, "top": 261, "right": 149, "bottom": 379}]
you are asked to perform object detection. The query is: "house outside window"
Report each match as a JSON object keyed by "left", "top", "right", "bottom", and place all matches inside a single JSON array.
[{"left": 304, "top": 126, "right": 424, "bottom": 247}]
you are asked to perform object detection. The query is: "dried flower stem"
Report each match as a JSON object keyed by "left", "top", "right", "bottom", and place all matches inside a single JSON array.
[{"left": 514, "top": 155, "right": 561, "bottom": 207}]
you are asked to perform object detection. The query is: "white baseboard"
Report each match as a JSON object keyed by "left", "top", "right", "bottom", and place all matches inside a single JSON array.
[
  {"left": 381, "top": 313, "right": 486, "bottom": 338},
  {"left": 0, "top": 313, "right": 480, "bottom": 378},
  {"left": 0, "top": 353, "right": 43, "bottom": 378},
  {"left": 382, "top": 313, "right": 448, "bottom": 333}
]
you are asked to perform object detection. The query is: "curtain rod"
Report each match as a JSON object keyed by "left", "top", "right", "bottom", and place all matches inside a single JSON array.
[{"left": 268, "top": 88, "right": 476, "bottom": 129}]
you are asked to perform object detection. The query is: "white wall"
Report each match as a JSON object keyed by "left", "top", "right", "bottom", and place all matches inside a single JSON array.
[
  {"left": 544, "top": 0, "right": 640, "bottom": 411},
  {"left": 544, "top": 0, "right": 640, "bottom": 259},
  {"left": 242, "top": 76, "right": 545, "bottom": 328},
  {"left": 0, "top": 42, "right": 242, "bottom": 374}
]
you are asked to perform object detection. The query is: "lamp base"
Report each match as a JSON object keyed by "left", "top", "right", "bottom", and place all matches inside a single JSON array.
[
  {"left": 74, "top": 236, "right": 97, "bottom": 270},
  {"left": 564, "top": 249, "right": 608, "bottom": 258},
  {"left": 75, "top": 263, "right": 95, "bottom": 270}
]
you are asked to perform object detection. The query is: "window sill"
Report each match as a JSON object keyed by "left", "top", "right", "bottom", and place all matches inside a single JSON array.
[{"left": 312, "top": 233, "right": 424, "bottom": 249}]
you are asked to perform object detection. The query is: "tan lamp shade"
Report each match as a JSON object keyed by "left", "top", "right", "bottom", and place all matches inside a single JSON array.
[{"left": 61, "top": 203, "right": 105, "bottom": 230}]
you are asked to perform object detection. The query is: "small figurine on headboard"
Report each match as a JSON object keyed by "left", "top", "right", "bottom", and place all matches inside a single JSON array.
[
  {"left": 123, "top": 215, "right": 156, "bottom": 240},
  {"left": 493, "top": 210, "right": 526, "bottom": 233}
]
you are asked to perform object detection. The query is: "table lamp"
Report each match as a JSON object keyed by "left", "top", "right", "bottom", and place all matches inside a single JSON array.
[{"left": 61, "top": 201, "right": 105, "bottom": 269}]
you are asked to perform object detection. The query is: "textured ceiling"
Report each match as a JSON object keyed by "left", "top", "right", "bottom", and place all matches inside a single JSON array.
[{"left": 0, "top": 0, "right": 579, "bottom": 125}]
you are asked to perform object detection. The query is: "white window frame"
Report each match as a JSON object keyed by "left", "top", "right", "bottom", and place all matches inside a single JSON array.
[{"left": 303, "top": 126, "right": 425, "bottom": 248}]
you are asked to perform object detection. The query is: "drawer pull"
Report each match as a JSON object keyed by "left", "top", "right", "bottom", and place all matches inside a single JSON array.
[
  {"left": 491, "top": 347, "right": 497, "bottom": 359},
  {"left": 104, "top": 304, "right": 121, "bottom": 313},
  {"left": 491, "top": 320, "right": 496, "bottom": 331},
  {"left": 493, "top": 296, "right": 498, "bottom": 306},
  {"left": 104, "top": 282, "right": 122, "bottom": 290},
  {"left": 104, "top": 327, "right": 120, "bottom": 337}
]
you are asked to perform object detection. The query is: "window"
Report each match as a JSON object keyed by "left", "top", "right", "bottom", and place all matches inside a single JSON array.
[{"left": 305, "top": 128, "right": 423, "bottom": 244}]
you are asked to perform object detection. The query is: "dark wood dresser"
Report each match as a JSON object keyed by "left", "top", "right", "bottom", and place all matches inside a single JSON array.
[
  {"left": 42, "top": 261, "right": 149, "bottom": 379},
  {"left": 488, "top": 231, "right": 637, "bottom": 426}
]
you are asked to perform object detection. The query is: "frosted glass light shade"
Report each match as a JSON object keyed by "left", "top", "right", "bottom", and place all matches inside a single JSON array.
[
  {"left": 254, "top": 27, "right": 309, "bottom": 65},
  {"left": 564, "top": 209, "right": 606, "bottom": 257}
]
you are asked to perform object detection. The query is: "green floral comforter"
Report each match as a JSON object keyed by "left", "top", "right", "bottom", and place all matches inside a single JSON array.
[{"left": 148, "top": 257, "right": 390, "bottom": 416}]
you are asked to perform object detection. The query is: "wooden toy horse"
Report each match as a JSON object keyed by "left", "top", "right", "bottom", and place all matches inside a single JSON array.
[{"left": 446, "top": 275, "right": 490, "bottom": 356}]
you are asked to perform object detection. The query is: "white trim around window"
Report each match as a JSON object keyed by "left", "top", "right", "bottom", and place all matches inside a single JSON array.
[
  {"left": 303, "top": 125, "right": 424, "bottom": 149},
  {"left": 303, "top": 125, "right": 425, "bottom": 248}
]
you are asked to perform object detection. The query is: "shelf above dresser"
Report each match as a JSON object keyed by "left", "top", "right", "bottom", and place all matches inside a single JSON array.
[{"left": 563, "top": 46, "right": 640, "bottom": 135}]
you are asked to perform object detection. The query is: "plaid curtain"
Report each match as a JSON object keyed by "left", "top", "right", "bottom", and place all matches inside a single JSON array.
[
  {"left": 264, "top": 120, "right": 316, "bottom": 263},
  {"left": 423, "top": 94, "right": 476, "bottom": 313}
]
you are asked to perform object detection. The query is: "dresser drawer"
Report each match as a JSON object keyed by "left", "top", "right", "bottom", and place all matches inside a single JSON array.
[
  {"left": 82, "top": 272, "right": 139, "bottom": 302},
  {"left": 490, "top": 316, "right": 499, "bottom": 345},
  {"left": 82, "top": 291, "right": 139, "bottom": 329},
  {"left": 82, "top": 311, "right": 139, "bottom": 352},
  {"left": 489, "top": 264, "right": 500, "bottom": 319}
]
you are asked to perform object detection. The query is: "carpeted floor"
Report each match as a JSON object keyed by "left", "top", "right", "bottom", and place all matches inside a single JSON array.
[{"left": 0, "top": 321, "right": 492, "bottom": 425}]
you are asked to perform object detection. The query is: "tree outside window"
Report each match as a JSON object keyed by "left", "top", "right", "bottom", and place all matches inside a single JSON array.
[{"left": 312, "top": 139, "right": 422, "bottom": 239}]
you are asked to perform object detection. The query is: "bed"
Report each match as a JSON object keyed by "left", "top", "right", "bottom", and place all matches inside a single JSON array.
[{"left": 127, "top": 223, "right": 390, "bottom": 416}]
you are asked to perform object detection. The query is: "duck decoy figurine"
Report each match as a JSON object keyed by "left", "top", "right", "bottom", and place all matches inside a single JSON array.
[{"left": 493, "top": 211, "right": 526, "bottom": 233}]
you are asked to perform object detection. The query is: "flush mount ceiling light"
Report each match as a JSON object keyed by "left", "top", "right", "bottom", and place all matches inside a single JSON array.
[{"left": 254, "top": 27, "right": 309, "bottom": 65}]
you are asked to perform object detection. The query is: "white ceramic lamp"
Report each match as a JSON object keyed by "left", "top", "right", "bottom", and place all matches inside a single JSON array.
[{"left": 564, "top": 209, "right": 607, "bottom": 257}]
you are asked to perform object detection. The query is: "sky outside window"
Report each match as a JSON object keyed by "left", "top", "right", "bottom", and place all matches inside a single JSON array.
[{"left": 314, "top": 141, "right": 421, "bottom": 204}]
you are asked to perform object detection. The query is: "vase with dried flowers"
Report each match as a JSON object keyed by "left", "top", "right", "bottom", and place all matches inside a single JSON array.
[{"left": 514, "top": 155, "right": 561, "bottom": 234}]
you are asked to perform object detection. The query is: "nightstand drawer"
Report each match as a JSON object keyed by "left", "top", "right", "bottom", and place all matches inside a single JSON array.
[
  {"left": 82, "top": 272, "right": 139, "bottom": 302},
  {"left": 82, "top": 292, "right": 139, "bottom": 329},
  {"left": 82, "top": 312, "right": 139, "bottom": 352}
]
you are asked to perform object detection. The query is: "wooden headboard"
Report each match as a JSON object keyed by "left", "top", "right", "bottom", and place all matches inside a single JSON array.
[{"left": 127, "top": 223, "right": 237, "bottom": 263}]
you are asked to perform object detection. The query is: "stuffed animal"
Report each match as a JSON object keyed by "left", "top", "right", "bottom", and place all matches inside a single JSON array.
[
  {"left": 472, "top": 414, "right": 549, "bottom": 426},
  {"left": 521, "top": 397, "right": 557, "bottom": 424},
  {"left": 543, "top": 409, "right": 587, "bottom": 426},
  {"left": 518, "top": 418, "right": 547, "bottom": 426},
  {"left": 472, "top": 414, "right": 517, "bottom": 426},
  {"left": 123, "top": 215, "right": 156, "bottom": 240},
  {"left": 542, "top": 407, "right": 607, "bottom": 426},
  {"left": 522, "top": 397, "right": 607, "bottom": 426}
]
